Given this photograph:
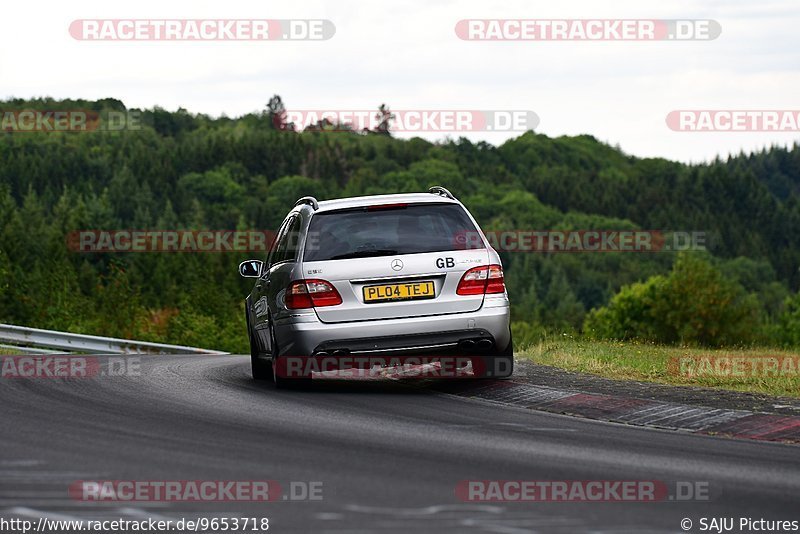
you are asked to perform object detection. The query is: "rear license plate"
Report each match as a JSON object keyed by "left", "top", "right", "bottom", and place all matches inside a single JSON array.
[{"left": 363, "top": 281, "right": 435, "bottom": 303}]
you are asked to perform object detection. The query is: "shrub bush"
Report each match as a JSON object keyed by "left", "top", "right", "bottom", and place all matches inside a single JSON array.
[{"left": 584, "top": 253, "right": 760, "bottom": 346}]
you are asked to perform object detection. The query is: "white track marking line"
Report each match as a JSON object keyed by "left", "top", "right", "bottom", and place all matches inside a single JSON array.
[{"left": 7, "top": 506, "right": 83, "bottom": 521}]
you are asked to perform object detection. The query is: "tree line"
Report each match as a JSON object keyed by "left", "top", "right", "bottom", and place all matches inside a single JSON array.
[{"left": 0, "top": 97, "right": 799, "bottom": 350}]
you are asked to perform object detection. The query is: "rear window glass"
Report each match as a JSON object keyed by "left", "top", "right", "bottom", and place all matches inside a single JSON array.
[{"left": 303, "top": 203, "right": 484, "bottom": 262}]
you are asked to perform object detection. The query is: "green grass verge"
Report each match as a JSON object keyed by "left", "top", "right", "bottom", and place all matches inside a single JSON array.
[{"left": 518, "top": 337, "right": 800, "bottom": 398}]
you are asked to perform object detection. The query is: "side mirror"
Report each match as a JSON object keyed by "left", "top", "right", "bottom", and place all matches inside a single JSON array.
[{"left": 239, "top": 260, "right": 263, "bottom": 278}]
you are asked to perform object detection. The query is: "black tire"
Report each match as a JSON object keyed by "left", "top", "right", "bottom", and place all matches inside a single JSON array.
[
  {"left": 273, "top": 358, "right": 313, "bottom": 389},
  {"left": 272, "top": 356, "right": 291, "bottom": 389},
  {"left": 488, "top": 333, "right": 514, "bottom": 379},
  {"left": 247, "top": 306, "right": 272, "bottom": 381},
  {"left": 251, "top": 344, "right": 272, "bottom": 380},
  {"left": 271, "top": 323, "right": 312, "bottom": 389}
]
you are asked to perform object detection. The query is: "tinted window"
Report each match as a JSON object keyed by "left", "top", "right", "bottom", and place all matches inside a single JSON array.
[
  {"left": 303, "top": 203, "right": 484, "bottom": 262},
  {"left": 284, "top": 216, "right": 303, "bottom": 262},
  {"left": 269, "top": 215, "right": 301, "bottom": 266},
  {"left": 265, "top": 218, "right": 290, "bottom": 264}
]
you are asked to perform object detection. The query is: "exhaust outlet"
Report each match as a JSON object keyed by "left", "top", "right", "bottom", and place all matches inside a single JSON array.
[{"left": 476, "top": 339, "right": 494, "bottom": 350}]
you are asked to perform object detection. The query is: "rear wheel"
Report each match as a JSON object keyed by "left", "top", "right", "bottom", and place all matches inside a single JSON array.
[
  {"left": 271, "top": 323, "right": 311, "bottom": 389},
  {"left": 247, "top": 307, "right": 272, "bottom": 381},
  {"left": 251, "top": 343, "right": 272, "bottom": 380},
  {"left": 273, "top": 361, "right": 313, "bottom": 389},
  {"left": 488, "top": 333, "right": 514, "bottom": 379}
]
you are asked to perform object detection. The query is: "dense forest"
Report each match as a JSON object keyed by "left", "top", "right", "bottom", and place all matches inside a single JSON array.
[{"left": 1, "top": 97, "right": 799, "bottom": 352}]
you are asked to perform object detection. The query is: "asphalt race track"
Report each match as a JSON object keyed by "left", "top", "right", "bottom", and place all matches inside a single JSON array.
[{"left": 1, "top": 354, "right": 799, "bottom": 533}]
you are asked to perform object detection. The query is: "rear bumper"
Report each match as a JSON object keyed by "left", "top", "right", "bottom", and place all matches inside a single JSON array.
[
  {"left": 274, "top": 302, "right": 510, "bottom": 358},
  {"left": 312, "top": 328, "right": 496, "bottom": 357}
]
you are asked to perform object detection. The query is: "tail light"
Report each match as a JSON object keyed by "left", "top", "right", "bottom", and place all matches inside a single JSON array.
[
  {"left": 456, "top": 265, "right": 505, "bottom": 295},
  {"left": 286, "top": 279, "right": 343, "bottom": 309}
]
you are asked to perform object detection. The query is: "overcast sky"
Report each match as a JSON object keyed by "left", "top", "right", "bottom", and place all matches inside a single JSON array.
[{"left": 2, "top": 0, "right": 798, "bottom": 163}]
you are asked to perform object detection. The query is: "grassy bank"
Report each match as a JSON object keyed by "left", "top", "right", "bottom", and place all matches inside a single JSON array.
[{"left": 518, "top": 337, "right": 800, "bottom": 398}]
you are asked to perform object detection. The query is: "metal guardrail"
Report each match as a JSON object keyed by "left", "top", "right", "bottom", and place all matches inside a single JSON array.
[
  {"left": 0, "top": 324, "right": 228, "bottom": 355},
  {"left": 0, "top": 343, "right": 74, "bottom": 355}
]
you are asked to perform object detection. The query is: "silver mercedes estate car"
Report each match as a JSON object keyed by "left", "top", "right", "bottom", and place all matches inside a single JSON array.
[{"left": 239, "top": 187, "right": 512, "bottom": 386}]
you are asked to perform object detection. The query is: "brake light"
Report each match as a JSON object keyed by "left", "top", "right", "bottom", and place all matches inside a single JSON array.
[
  {"left": 367, "top": 203, "right": 407, "bottom": 211},
  {"left": 456, "top": 265, "right": 505, "bottom": 295},
  {"left": 286, "top": 279, "right": 343, "bottom": 309}
]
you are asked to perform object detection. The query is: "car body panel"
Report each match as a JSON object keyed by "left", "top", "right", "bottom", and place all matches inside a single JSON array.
[
  {"left": 245, "top": 192, "right": 511, "bottom": 366},
  {"left": 304, "top": 249, "right": 489, "bottom": 323}
]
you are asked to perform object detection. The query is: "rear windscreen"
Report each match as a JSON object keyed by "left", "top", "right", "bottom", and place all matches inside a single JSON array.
[{"left": 303, "top": 203, "right": 485, "bottom": 262}]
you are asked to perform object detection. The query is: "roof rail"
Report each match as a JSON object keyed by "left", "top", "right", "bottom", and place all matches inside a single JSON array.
[
  {"left": 294, "top": 196, "right": 319, "bottom": 210},
  {"left": 428, "top": 186, "right": 455, "bottom": 200}
]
